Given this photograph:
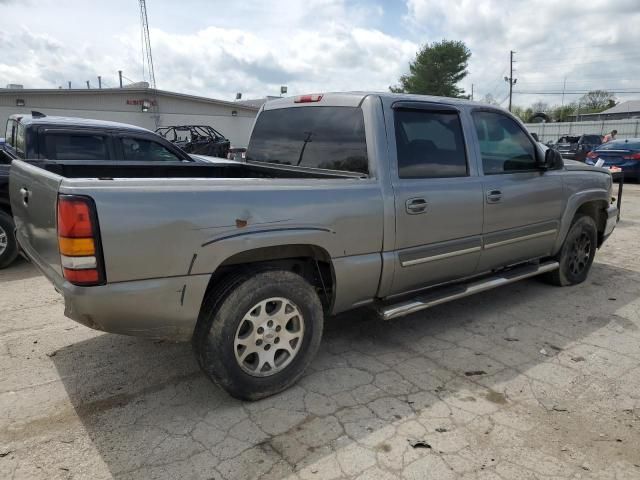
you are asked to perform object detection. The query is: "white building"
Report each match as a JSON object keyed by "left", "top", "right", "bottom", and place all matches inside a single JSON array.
[{"left": 0, "top": 88, "right": 259, "bottom": 146}]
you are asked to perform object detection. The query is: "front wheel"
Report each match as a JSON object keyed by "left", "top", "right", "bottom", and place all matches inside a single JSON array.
[
  {"left": 193, "top": 270, "right": 324, "bottom": 400},
  {"left": 544, "top": 215, "right": 597, "bottom": 286},
  {"left": 0, "top": 211, "right": 18, "bottom": 269}
]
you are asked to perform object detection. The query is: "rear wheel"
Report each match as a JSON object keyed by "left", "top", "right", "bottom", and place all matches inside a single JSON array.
[
  {"left": 544, "top": 215, "right": 597, "bottom": 286},
  {"left": 0, "top": 211, "right": 18, "bottom": 269},
  {"left": 193, "top": 270, "right": 324, "bottom": 400}
]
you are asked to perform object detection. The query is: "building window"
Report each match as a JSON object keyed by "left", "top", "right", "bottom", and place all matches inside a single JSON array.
[{"left": 16, "top": 99, "right": 25, "bottom": 107}]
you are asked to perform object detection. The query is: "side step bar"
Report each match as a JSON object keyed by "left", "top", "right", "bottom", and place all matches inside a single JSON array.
[{"left": 379, "top": 260, "right": 559, "bottom": 321}]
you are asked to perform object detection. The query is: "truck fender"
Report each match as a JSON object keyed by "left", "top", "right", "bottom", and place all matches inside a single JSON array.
[{"left": 553, "top": 189, "right": 610, "bottom": 254}]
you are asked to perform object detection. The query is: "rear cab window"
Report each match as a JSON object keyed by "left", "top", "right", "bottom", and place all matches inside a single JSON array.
[
  {"left": 120, "top": 137, "right": 184, "bottom": 161},
  {"left": 246, "top": 106, "right": 369, "bottom": 175},
  {"left": 44, "top": 133, "right": 109, "bottom": 160}
]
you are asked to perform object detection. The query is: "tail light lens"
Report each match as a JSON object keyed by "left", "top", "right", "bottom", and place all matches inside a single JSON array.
[
  {"left": 57, "top": 195, "right": 105, "bottom": 286},
  {"left": 586, "top": 151, "right": 599, "bottom": 160},
  {"left": 623, "top": 152, "right": 640, "bottom": 160}
]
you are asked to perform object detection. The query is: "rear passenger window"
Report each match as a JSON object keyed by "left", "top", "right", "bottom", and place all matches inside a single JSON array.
[
  {"left": 394, "top": 109, "right": 468, "bottom": 179},
  {"left": 121, "top": 137, "right": 182, "bottom": 162},
  {"left": 45, "top": 133, "right": 108, "bottom": 160},
  {"left": 472, "top": 111, "right": 537, "bottom": 174}
]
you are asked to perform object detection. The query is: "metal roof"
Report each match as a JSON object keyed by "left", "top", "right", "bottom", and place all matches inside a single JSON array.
[
  {"left": 0, "top": 87, "right": 260, "bottom": 112},
  {"left": 599, "top": 100, "right": 640, "bottom": 115}
]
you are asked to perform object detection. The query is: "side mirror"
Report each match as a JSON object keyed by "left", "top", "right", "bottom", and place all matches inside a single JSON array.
[{"left": 542, "top": 148, "right": 562, "bottom": 170}]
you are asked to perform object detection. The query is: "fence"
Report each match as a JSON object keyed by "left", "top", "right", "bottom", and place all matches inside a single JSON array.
[{"left": 524, "top": 119, "right": 640, "bottom": 144}]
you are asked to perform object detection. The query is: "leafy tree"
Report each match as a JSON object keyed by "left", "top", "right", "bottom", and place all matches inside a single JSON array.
[
  {"left": 390, "top": 40, "right": 471, "bottom": 98},
  {"left": 531, "top": 101, "right": 550, "bottom": 114},
  {"left": 579, "top": 90, "right": 616, "bottom": 112},
  {"left": 550, "top": 103, "right": 577, "bottom": 122}
]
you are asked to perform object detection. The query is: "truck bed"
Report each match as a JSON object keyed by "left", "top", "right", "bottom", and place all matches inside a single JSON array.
[{"left": 28, "top": 160, "right": 366, "bottom": 180}]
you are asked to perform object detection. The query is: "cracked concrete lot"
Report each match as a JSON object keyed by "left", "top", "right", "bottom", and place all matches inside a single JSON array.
[{"left": 1, "top": 186, "right": 640, "bottom": 480}]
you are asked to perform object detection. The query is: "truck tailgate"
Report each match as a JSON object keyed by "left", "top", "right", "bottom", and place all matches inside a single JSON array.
[{"left": 10, "top": 160, "right": 64, "bottom": 283}]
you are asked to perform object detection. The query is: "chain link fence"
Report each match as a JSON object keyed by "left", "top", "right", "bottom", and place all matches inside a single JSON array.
[{"left": 525, "top": 119, "right": 640, "bottom": 144}]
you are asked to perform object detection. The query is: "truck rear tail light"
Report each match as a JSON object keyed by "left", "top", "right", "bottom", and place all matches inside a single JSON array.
[
  {"left": 586, "top": 151, "right": 599, "bottom": 160},
  {"left": 623, "top": 152, "right": 640, "bottom": 160},
  {"left": 57, "top": 195, "right": 105, "bottom": 286},
  {"left": 294, "top": 94, "right": 323, "bottom": 103}
]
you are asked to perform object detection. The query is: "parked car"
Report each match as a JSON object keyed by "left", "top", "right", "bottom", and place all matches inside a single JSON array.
[
  {"left": 0, "top": 112, "right": 221, "bottom": 268},
  {"left": 156, "top": 125, "right": 231, "bottom": 158},
  {"left": 586, "top": 138, "right": 640, "bottom": 181},
  {"left": 11, "top": 92, "right": 618, "bottom": 400},
  {"left": 552, "top": 134, "right": 602, "bottom": 162}
]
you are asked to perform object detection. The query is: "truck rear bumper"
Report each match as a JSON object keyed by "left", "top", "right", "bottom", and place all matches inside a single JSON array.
[
  {"left": 61, "top": 275, "right": 210, "bottom": 341},
  {"left": 18, "top": 232, "right": 210, "bottom": 341}
]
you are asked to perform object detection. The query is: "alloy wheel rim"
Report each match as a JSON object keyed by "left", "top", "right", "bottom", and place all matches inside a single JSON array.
[
  {"left": 568, "top": 232, "right": 591, "bottom": 276},
  {"left": 233, "top": 297, "right": 305, "bottom": 377},
  {"left": 0, "top": 225, "right": 7, "bottom": 256}
]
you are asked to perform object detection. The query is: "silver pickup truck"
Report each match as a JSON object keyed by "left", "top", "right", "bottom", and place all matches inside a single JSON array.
[{"left": 10, "top": 92, "right": 618, "bottom": 400}]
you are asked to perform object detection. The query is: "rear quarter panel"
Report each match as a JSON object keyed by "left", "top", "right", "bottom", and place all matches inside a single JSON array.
[{"left": 61, "top": 177, "right": 384, "bottom": 285}]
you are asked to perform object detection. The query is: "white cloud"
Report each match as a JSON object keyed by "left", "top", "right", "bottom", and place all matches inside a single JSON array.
[
  {"left": 406, "top": 0, "right": 640, "bottom": 106},
  {"left": 0, "top": 0, "right": 639, "bottom": 108}
]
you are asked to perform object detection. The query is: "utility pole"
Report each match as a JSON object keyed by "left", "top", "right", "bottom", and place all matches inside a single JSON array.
[
  {"left": 68, "top": 81, "right": 72, "bottom": 89},
  {"left": 560, "top": 76, "right": 567, "bottom": 121},
  {"left": 508, "top": 50, "right": 514, "bottom": 111},
  {"left": 503, "top": 51, "right": 516, "bottom": 111},
  {"left": 118, "top": 70, "right": 123, "bottom": 88},
  {"left": 98, "top": 76, "right": 102, "bottom": 89},
  {"left": 86, "top": 80, "right": 90, "bottom": 89},
  {"left": 471, "top": 84, "right": 474, "bottom": 101}
]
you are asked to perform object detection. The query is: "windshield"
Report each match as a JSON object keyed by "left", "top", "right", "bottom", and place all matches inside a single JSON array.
[
  {"left": 597, "top": 140, "right": 640, "bottom": 151},
  {"left": 246, "top": 106, "right": 369, "bottom": 174}
]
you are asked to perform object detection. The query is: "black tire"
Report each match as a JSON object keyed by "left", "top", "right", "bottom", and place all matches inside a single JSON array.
[
  {"left": 0, "top": 211, "right": 18, "bottom": 269},
  {"left": 193, "top": 270, "right": 324, "bottom": 400},
  {"left": 543, "top": 215, "right": 597, "bottom": 286}
]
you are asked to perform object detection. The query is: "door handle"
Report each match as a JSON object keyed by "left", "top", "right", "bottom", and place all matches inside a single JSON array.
[
  {"left": 19, "top": 187, "right": 31, "bottom": 206},
  {"left": 486, "top": 189, "right": 502, "bottom": 203},
  {"left": 406, "top": 198, "right": 428, "bottom": 214}
]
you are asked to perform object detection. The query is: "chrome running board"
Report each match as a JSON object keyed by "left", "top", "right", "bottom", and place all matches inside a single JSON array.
[{"left": 379, "top": 261, "right": 559, "bottom": 321}]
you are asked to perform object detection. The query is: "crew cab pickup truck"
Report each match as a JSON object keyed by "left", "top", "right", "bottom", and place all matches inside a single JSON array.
[
  {"left": 0, "top": 112, "right": 215, "bottom": 269},
  {"left": 10, "top": 92, "right": 619, "bottom": 400}
]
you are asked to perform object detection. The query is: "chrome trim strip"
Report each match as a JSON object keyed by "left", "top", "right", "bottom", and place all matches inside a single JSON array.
[
  {"left": 401, "top": 246, "right": 481, "bottom": 267},
  {"left": 60, "top": 255, "right": 97, "bottom": 270},
  {"left": 381, "top": 261, "right": 559, "bottom": 320},
  {"left": 484, "top": 229, "right": 557, "bottom": 250}
]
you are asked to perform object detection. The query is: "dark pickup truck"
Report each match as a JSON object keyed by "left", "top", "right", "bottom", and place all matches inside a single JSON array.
[
  {"left": 0, "top": 112, "right": 204, "bottom": 268},
  {"left": 552, "top": 134, "right": 603, "bottom": 162}
]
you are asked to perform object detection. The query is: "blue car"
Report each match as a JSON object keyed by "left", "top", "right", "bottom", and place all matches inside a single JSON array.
[{"left": 586, "top": 138, "right": 640, "bottom": 181}]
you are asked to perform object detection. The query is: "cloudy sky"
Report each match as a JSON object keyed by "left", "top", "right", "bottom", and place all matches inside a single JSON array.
[{"left": 1, "top": 0, "right": 639, "bottom": 108}]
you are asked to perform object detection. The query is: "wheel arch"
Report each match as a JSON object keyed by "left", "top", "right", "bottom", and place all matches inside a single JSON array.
[
  {"left": 554, "top": 191, "right": 611, "bottom": 254},
  {"left": 199, "top": 244, "right": 336, "bottom": 316}
]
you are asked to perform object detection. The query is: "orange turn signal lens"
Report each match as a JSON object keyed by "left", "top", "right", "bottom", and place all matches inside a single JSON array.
[{"left": 59, "top": 237, "right": 95, "bottom": 256}]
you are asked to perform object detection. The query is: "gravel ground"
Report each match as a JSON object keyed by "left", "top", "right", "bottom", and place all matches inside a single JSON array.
[{"left": 1, "top": 185, "right": 639, "bottom": 480}]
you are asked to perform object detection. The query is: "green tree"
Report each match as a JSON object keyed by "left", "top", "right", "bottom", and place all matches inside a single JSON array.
[
  {"left": 550, "top": 103, "right": 577, "bottom": 122},
  {"left": 390, "top": 40, "right": 471, "bottom": 98},
  {"left": 579, "top": 90, "right": 616, "bottom": 112}
]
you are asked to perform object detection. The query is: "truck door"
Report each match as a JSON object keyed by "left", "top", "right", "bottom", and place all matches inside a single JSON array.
[
  {"left": 388, "top": 103, "right": 484, "bottom": 296},
  {"left": 471, "top": 110, "right": 563, "bottom": 271}
]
